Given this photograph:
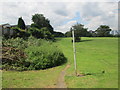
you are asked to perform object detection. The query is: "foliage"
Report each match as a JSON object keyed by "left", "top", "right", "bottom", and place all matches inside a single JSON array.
[
  {"left": 11, "top": 27, "right": 29, "bottom": 38},
  {"left": 75, "top": 37, "right": 81, "bottom": 42},
  {"left": 65, "top": 23, "right": 90, "bottom": 37},
  {"left": 25, "top": 44, "right": 67, "bottom": 70},
  {"left": 65, "top": 31, "right": 72, "bottom": 37},
  {"left": 2, "top": 37, "right": 27, "bottom": 49},
  {"left": 2, "top": 37, "right": 28, "bottom": 70},
  {"left": 95, "top": 25, "right": 112, "bottom": 37},
  {"left": 2, "top": 37, "right": 66, "bottom": 71},
  {"left": 71, "top": 24, "right": 89, "bottom": 37},
  {"left": 41, "top": 27, "right": 54, "bottom": 40},
  {"left": 31, "top": 14, "right": 53, "bottom": 33},
  {"left": 17, "top": 17, "right": 26, "bottom": 29},
  {"left": 53, "top": 31, "right": 64, "bottom": 37},
  {"left": 2, "top": 47, "right": 27, "bottom": 71},
  {"left": 71, "top": 37, "right": 81, "bottom": 42},
  {"left": 27, "top": 27, "right": 54, "bottom": 40},
  {"left": 27, "top": 27, "right": 43, "bottom": 38}
]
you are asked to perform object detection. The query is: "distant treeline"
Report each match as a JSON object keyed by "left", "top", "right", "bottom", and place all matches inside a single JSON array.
[
  {"left": 64, "top": 24, "right": 120, "bottom": 37},
  {"left": 2, "top": 13, "right": 120, "bottom": 39}
]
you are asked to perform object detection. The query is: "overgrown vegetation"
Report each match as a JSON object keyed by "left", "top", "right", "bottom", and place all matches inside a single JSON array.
[
  {"left": 2, "top": 13, "right": 67, "bottom": 71},
  {"left": 2, "top": 36, "right": 67, "bottom": 71}
]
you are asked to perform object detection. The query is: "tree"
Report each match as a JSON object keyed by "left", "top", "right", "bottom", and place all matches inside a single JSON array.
[
  {"left": 31, "top": 14, "right": 54, "bottom": 33},
  {"left": 70, "top": 23, "right": 88, "bottom": 37},
  {"left": 27, "top": 27, "right": 54, "bottom": 39},
  {"left": 65, "top": 31, "right": 72, "bottom": 37},
  {"left": 41, "top": 27, "right": 54, "bottom": 40},
  {"left": 18, "top": 17, "right": 26, "bottom": 30},
  {"left": 11, "top": 27, "right": 29, "bottom": 38},
  {"left": 115, "top": 30, "right": 120, "bottom": 37},
  {"left": 27, "top": 27, "right": 44, "bottom": 38},
  {"left": 53, "top": 31, "right": 64, "bottom": 37},
  {"left": 95, "top": 25, "right": 112, "bottom": 37}
]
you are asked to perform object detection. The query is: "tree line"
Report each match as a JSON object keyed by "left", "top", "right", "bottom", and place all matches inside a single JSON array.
[
  {"left": 4, "top": 13, "right": 64, "bottom": 40},
  {"left": 65, "top": 23, "right": 118, "bottom": 37},
  {"left": 3, "top": 13, "right": 119, "bottom": 39}
]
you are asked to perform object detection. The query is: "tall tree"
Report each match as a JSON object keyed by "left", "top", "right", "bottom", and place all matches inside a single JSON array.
[
  {"left": 17, "top": 17, "right": 26, "bottom": 30},
  {"left": 31, "top": 14, "right": 53, "bottom": 33},
  {"left": 96, "top": 25, "right": 112, "bottom": 37}
]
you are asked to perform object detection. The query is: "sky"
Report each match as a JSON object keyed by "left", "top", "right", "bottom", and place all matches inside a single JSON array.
[{"left": 0, "top": 0, "right": 119, "bottom": 33}]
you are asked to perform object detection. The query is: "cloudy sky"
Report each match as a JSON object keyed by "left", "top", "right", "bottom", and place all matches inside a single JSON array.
[{"left": 0, "top": 0, "right": 119, "bottom": 33}]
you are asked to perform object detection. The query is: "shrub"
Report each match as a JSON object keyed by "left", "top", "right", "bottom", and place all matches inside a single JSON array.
[
  {"left": 11, "top": 27, "right": 30, "bottom": 39},
  {"left": 2, "top": 47, "right": 27, "bottom": 71},
  {"left": 2, "top": 37, "right": 67, "bottom": 71},
  {"left": 25, "top": 43, "right": 67, "bottom": 70},
  {"left": 27, "top": 27, "right": 54, "bottom": 40},
  {"left": 27, "top": 27, "right": 43, "bottom": 38},
  {"left": 75, "top": 37, "right": 81, "bottom": 42},
  {"left": 71, "top": 37, "right": 81, "bottom": 42},
  {"left": 2, "top": 37, "right": 27, "bottom": 49}
]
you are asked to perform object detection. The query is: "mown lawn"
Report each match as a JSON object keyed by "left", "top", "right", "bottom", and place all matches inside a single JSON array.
[
  {"left": 55, "top": 37, "right": 118, "bottom": 88},
  {"left": 2, "top": 65, "right": 66, "bottom": 88}
]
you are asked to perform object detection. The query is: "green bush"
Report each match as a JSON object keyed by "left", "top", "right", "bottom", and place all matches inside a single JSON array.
[
  {"left": 2, "top": 37, "right": 27, "bottom": 49},
  {"left": 25, "top": 44, "right": 67, "bottom": 70},
  {"left": 27, "top": 27, "right": 54, "bottom": 40},
  {"left": 75, "top": 37, "right": 81, "bottom": 42},
  {"left": 71, "top": 37, "right": 81, "bottom": 42},
  {"left": 2, "top": 36, "right": 49, "bottom": 49},
  {"left": 11, "top": 27, "right": 30, "bottom": 38},
  {"left": 2, "top": 37, "right": 67, "bottom": 71}
]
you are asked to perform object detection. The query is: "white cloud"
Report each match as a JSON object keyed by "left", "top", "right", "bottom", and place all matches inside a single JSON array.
[
  {"left": 84, "top": 16, "right": 104, "bottom": 30},
  {"left": 0, "top": 1, "right": 118, "bottom": 33},
  {"left": 56, "top": 20, "right": 77, "bottom": 33},
  {"left": 80, "top": 2, "right": 118, "bottom": 30}
]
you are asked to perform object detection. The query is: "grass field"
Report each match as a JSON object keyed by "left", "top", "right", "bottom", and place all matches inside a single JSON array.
[
  {"left": 2, "top": 65, "right": 66, "bottom": 88},
  {"left": 55, "top": 37, "right": 118, "bottom": 88},
  {"left": 2, "top": 37, "right": 118, "bottom": 88}
]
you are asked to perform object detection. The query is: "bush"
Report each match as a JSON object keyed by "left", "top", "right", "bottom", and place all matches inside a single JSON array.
[
  {"left": 2, "top": 47, "right": 27, "bottom": 71},
  {"left": 75, "top": 37, "right": 81, "bottom": 42},
  {"left": 11, "top": 27, "right": 30, "bottom": 39},
  {"left": 27, "top": 27, "right": 54, "bottom": 40},
  {"left": 25, "top": 43, "right": 67, "bottom": 70},
  {"left": 72, "top": 37, "right": 81, "bottom": 42},
  {"left": 2, "top": 37, "right": 67, "bottom": 71},
  {"left": 2, "top": 37, "right": 27, "bottom": 49}
]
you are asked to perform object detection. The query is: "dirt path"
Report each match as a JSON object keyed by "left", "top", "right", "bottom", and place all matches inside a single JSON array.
[{"left": 56, "top": 64, "right": 70, "bottom": 88}]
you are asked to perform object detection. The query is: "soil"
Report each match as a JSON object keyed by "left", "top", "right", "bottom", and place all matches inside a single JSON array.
[{"left": 56, "top": 64, "right": 70, "bottom": 88}]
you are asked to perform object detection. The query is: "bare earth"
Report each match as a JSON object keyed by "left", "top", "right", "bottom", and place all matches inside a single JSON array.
[{"left": 56, "top": 64, "right": 70, "bottom": 88}]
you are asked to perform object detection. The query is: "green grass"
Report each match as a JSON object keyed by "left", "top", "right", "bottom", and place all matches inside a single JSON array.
[
  {"left": 2, "top": 37, "right": 118, "bottom": 88},
  {"left": 2, "top": 65, "right": 66, "bottom": 88},
  {"left": 55, "top": 37, "right": 118, "bottom": 88}
]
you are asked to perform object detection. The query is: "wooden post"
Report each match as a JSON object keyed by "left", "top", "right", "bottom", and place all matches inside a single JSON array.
[{"left": 72, "top": 30, "right": 77, "bottom": 76}]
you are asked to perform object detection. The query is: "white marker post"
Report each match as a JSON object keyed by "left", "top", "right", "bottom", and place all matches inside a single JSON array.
[{"left": 72, "top": 30, "right": 77, "bottom": 76}]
